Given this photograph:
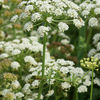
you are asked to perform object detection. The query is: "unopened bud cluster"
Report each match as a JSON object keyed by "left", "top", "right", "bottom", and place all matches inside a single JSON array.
[{"left": 80, "top": 57, "right": 100, "bottom": 70}]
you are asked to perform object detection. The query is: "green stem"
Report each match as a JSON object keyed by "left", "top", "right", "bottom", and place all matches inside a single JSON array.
[
  {"left": 53, "top": 20, "right": 72, "bottom": 24},
  {"left": 73, "top": 87, "right": 78, "bottom": 100},
  {"left": 75, "top": 87, "right": 78, "bottom": 100},
  {"left": 90, "top": 69, "right": 94, "bottom": 100},
  {"left": 37, "top": 33, "right": 47, "bottom": 100},
  {"left": 55, "top": 96, "right": 59, "bottom": 100}
]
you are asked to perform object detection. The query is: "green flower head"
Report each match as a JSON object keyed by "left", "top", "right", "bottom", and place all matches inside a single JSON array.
[{"left": 80, "top": 57, "right": 100, "bottom": 70}]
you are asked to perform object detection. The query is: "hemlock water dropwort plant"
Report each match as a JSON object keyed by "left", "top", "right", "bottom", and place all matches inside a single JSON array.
[{"left": 0, "top": 0, "right": 100, "bottom": 100}]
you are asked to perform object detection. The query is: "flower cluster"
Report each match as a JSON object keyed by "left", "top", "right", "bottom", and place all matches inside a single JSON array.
[
  {"left": 88, "top": 33, "right": 100, "bottom": 59},
  {"left": 0, "top": 37, "right": 99, "bottom": 99},
  {"left": 0, "top": 0, "right": 100, "bottom": 100},
  {"left": 80, "top": 0, "right": 100, "bottom": 27},
  {"left": 80, "top": 57, "right": 100, "bottom": 70},
  {"left": 14, "top": 0, "right": 85, "bottom": 36},
  {"left": 0, "top": 0, "right": 24, "bottom": 41}
]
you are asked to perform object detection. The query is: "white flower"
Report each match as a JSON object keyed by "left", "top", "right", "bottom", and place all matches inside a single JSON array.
[
  {"left": 80, "top": 2, "right": 87, "bottom": 9},
  {"left": 83, "top": 80, "right": 91, "bottom": 86},
  {"left": 67, "top": 9, "right": 78, "bottom": 18},
  {"left": 39, "top": 3, "right": 54, "bottom": 14},
  {"left": 4, "top": 92, "right": 15, "bottom": 99},
  {"left": 57, "top": 59, "right": 67, "bottom": 65},
  {"left": 0, "top": 53, "right": 8, "bottom": 59},
  {"left": 24, "top": 22, "right": 33, "bottom": 32},
  {"left": 94, "top": 78, "right": 100, "bottom": 86},
  {"left": 47, "top": 79, "right": 55, "bottom": 85},
  {"left": 88, "top": 49, "right": 96, "bottom": 57},
  {"left": 1, "top": 89, "right": 11, "bottom": 96},
  {"left": 78, "top": 85, "right": 87, "bottom": 93},
  {"left": 28, "top": 0, "right": 36, "bottom": 4},
  {"left": 46, "top": 17, "right": 53, "bottom": 23},
  {"left": 60, "top": 67, "right": 69, "bottom": 74},
  {"left": 57, "top": 59, "right": 74, "bottom": 66},
  {"left": 11, "top": 61, "right": 20, "bottom": 70},
  {"left": 94, "top": 8, "right": 100, "bottom": 15},
  {"left": 93, "top": 33, "right": 100, "bottom": 44},
  {"left": 25, "top": 74, "right": 33, "bottom": 82},
  {"left": 86, "top": 4, "right": 95, "bottom": 11},
  {"left": 13, "top": 39, "right": 20, "bottom": 43},
  {"left": 19, "top": 12, "right": 29, "bottom": 19},
  {"left": 22, "top": 38, "right": 30, "bottom": 43},
  {"left": 89, "top": 17, "right": 98, "bottom": 27},
  {"left": 58, "top": 22, "right": 69, "bottom": 32},
  {"left": 96, "top": 0, "right": 100, "bottom": 7},
  {"left": 32, "top": 71, "right": 38, "bottom": 76},
  {"left": 32, "top": 93, "right": 43, "bottom": 100},
  {"left": 31, "top": 13, "right": 41, "bottom": 22},
  {"left": 94, "top": 53, "right": 100, "bottom": 59},
  {"left": 23, "top": 83, "right": 31, "bottom": 94},
  {"left": 54, "top": 1, "right": 66, "bottom": 6},
  {"left": 46, "top": 90, "right": 54, "bottom": 97},
  {"left": 75, "top": 67, "right": 84, "bottom": 75},
  {"left": 16, "top": 92, "right": 24, "bottom": 98},
  {"left": 66, "top": 0, "right": 80, "bottom": 10},
  {"left": 73, "top": 18, "right": 84, "bottom": 28},
  {"left": 81, "top": 10, "right": 89, "bottom": 17},
  {"left": 11, "top": 80, "right": 20, "bottom": 89},
  {"left": 24, "top": 56, "right": 37, "bottom": 65},
  {"left": 97, "top": 42, "right": 100, "bottom": 51},
  {"left": 32, "top": 80, "right": 40, "bottom": 88},
  {"left": 61, "top": 82, "right": 71, "bottom": 89},
  {"left": 12, "top": 49, "right": 21, "bottom": 55},
  {"left": 61, "top": 39, "right": 70, "bottom": 45},
  {"left": 5, "top": 45, "right": 14, "bottom": 52},
  {"left": 54, "top": 8, "right": 63, "bottom": 16},
  {"left": 18, "top": 1, "right": 27, "bottom": 7},
  {"left": 27, "top": 98, "right": 33, "bottom": 100},
  {"left": 25, "top": 5, "right": 34, "bottom": 12},
  {"left": 10, "top": 15, "right": 18, "bottom": 23},
  {"left": 67, "top": 66, "right": 75, "bottom": 73},
  {"left": 37, "top": 26, "right": 51, "bottom": 36}
]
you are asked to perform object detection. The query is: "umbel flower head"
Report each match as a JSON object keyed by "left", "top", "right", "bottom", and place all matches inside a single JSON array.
[{"left": 80, "top": 57, "right": 100, "bottom": 70}]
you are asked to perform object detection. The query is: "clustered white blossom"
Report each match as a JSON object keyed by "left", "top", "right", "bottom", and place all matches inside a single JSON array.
[
  {"left": 0, "top": 36, "right": 100, "bottom": 99},
  {"left": 10, "top": 15, "right": 18, "bottom": 23},
  {"left": 13, "top": 0, "right": 85, "bottom": 36},
  {"left": 88, "top": 33, "right": 100, "bottom": 60},
  {"left": 88, "top": 17, "right": 98, "bottom": 27},
  {"left": 31, "top": 13, "right": 41, "bottom": 22},
  {"left": 0, "top": 1, "right": 25, "bottom": 41},
  {"left": 73, "top": 18, "right": 85, "bottom": 28},
  {"left": 80, "top": 0, "right": 100, "bottom": 27},
  {"left": 58, "top": 22, "right": 69, "bottom": 32},
  {"left": 24, "top": 22, "right": 33, "bottom": 32},
  {"left": 0, "top": 0, "right": 100, "bottom": 100},
  {"left": 11, "top": 61, "right": 20, "bottom": 70}
]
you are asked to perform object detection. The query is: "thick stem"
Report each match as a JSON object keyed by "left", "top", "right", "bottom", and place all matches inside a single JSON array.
[
  {"left": 90, "top": 69, "right": 94, "bottom": 100},
  {"left": 37, "top": 33, "right": 47, "bottom": 100},
  {"left": 73, "top": 87, "right": 78, "bottom": 100},
  {"left": 75, "top": 88, "right": 78, "bottom": 100}
]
